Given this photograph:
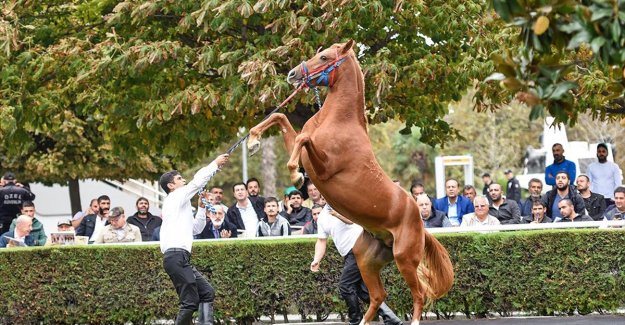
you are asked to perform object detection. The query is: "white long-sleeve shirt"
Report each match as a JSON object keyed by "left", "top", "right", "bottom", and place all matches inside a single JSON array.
[
  {"left": 160, "top": 161, "right": 218, "bottom": 254},
  {"left": 588, "top": 161, "right": 622, "bottom": 199}
]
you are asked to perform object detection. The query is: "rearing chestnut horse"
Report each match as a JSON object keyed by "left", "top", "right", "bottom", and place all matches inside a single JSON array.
[{"left": 248, "top": 40, "right": 454, "bottom": 325}]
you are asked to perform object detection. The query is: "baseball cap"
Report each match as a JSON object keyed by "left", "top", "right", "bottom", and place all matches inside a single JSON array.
[
  {"left": 284, "top": 186, "right": 297, "bottom": 196},
  {"left": 2, "top": 172, "right": 15, "bottom": 181},
  {"left": 109, "top": 207, "right": 125, "bottom": 218},
  {"left": 504, "top": 169, "right": 513, "bottom": 174},
  {"left": 57, "top": 219, "right": 72, "bottom": 227}
]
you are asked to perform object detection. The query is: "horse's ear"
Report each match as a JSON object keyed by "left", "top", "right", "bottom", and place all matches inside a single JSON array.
[{"left": 340, "top": 39, "right": 354, "bottom": 54}]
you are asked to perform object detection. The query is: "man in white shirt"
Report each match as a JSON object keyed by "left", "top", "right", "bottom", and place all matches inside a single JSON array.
[
  {"left": 588, "top": 143, "right": 623, "bottom": 206},
  {"left": 310, "top": 206, "right": 402, "bottom": 325},
  {"left": 159, "top": 153, "right": 229, "bottom": 325}
]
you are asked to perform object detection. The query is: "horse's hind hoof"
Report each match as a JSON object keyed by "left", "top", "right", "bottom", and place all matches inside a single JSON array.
[
  {"left": 247, "top": 139, "right": 261, "bottom": 156},
  {"left": 293, "top": 173, "right": 305, "bottom": 189}
]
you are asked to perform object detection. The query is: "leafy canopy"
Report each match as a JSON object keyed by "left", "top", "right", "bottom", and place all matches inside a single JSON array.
[{"left": 1, "top": 0, "right": 503, "bottom": 183}]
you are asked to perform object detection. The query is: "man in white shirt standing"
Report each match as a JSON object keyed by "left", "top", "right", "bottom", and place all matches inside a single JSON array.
[
  {"left": 310, "top": 206, "right": 402, "bottom": 325},
  {"left": 159, "top": 153, "right": 229, "bottom": 325},
  {"left": 588, "top": 143, "right": 623, "bottom": 206}
]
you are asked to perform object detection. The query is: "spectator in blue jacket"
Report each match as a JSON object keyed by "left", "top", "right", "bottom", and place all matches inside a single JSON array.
[
  {"left": 433, "top": 179, "right": 475, "bottom": 226},
  {"left": 545, "top": 143, "right": 576, "bottom": 186}
]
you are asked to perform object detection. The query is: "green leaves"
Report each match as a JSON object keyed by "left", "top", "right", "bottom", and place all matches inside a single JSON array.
[{"left": 481, "top": 0, "right": 625, "bottom": 125}]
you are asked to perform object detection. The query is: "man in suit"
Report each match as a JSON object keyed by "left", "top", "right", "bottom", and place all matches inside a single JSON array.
[{"left": 433, "top": 179, "right": 474, "bottom": 226}]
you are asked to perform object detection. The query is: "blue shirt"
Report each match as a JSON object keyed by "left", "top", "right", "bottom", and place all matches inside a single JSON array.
[
  {"left": 545, "top": 159, "right": 576, "bottom": 186},
  {"left": 433, "top": 195, "right": 475, "bottom": 225},
  {"left": 447, "top": 201, "right": 459, "bottom": 226}
]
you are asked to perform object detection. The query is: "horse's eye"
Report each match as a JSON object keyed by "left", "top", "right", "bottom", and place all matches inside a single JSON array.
[{"left": 320, "top": 55, "right": 328, "bottom": 61}]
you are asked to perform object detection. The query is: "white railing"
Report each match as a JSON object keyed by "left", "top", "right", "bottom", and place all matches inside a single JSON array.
[
  {"left": 105, "top": 179, "right": 166, "bottom": 207},
  {"left": 427, "top": 220, "right": 625, "bottom": 234},
  {"left": 89, "top": 220, "right": 625, "bottom": 247}
]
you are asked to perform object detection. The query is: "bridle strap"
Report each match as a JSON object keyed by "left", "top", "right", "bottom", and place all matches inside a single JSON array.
[{"left": 301, "top": 49, "right": 349, "bottom": 88}]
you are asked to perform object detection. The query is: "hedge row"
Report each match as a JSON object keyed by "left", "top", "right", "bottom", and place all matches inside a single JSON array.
[{"left": 1, "top": 229, "right": 624, "bottom": 324}]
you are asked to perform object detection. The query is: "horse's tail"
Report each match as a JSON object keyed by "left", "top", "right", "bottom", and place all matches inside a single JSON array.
[{"left": 417, "top": 231, "right": 454, "bottom": 301}]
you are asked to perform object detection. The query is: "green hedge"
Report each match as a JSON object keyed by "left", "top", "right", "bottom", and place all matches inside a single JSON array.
[{"left": 1, "top": 229, "right": 624, "bottom": 324}]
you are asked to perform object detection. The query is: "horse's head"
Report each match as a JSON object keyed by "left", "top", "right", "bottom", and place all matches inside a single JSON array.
[{"left": 287, "top": 40, "right": 354, "bottom": 88}]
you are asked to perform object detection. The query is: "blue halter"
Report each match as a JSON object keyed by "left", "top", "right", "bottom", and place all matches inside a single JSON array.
[{"left": 301, "top": 56, "right": 347, "bottom": 88}]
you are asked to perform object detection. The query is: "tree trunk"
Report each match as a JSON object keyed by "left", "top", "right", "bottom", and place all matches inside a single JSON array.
[
  {"left": 68, "top": 178, "right": 82, "bottom": 215},
  {"left": 261, "top": 136, "right": 277, "bottom": 197}
]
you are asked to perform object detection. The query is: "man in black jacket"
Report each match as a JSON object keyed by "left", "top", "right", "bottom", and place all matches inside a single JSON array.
[
  {"left": 0, "top": 172, "right": 36, "bottom": 233},
  {"left": 126, "top": 197, "right": 162, "bottom": 241},
  {"left": 488, "top": 183, "right": 521, "bottom": 224},
  {"left": 521, "top": 200, "right": 553, "bottom": 223},
  {"left": 520, "top": 178, "right": 544, "bottom": 217},
  {"left": 576, "top": 175, "right": 606, "bottom": 221},
  {"left": 482, "top": 173, "right": 493, "bottom": 196},
  {"left": 556, "top": 199, "right": 593, "bottom": 222},
  {"left": 541, "top": 171, "right": 586, "bottom": 220},
  {"left": 417, "top": 194, "right": 452, "bottom": 227},
  {"left": 279, "top": 190, "right": 312, "bottom": 227},
  {"left": 225, "top": 182, "right": 265, "bottom": 237},
  {"left": 76, "top": 195, "right": 111, "bottom": 242},
  {"left": 504, "top": 169, "right": 522, "bottom": 203}
]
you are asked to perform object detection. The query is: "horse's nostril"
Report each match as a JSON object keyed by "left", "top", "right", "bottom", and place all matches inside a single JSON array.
[{"left": 288, "top": 70, "right": 296, "bottom": 79}]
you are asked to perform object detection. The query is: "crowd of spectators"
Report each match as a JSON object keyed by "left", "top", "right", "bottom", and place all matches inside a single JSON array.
[
  {"left": 414, "top": 143, "right": 623, "bottom": 228},
  {"left": 1, "top": 143, "right": 623, "bottom": 247}
]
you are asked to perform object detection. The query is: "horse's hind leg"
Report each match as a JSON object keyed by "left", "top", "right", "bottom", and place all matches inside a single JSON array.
[
  {"left": 286, "top": 133, "right": 311, "bottom": 187},
  {"left": 248, "top": 113, "right": 297, "bottom": 154},
  {"left": 352, "top": 231, "right": 396, "bottom": 325},
  {"left": 393, "top": 225, "right": 426, "bottom": 325}
]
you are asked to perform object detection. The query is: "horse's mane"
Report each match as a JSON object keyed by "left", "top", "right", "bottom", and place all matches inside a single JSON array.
[{"left": 349, "top": 49, "right": 368, "bottom": 133}]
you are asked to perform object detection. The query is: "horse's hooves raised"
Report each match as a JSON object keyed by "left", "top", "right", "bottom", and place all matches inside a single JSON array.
[
  {"left": 247, "top": 139, "right": 261, "bottom": 156},
  {"left": 293, "top": 173, "right": 305, "bottom": 189}
]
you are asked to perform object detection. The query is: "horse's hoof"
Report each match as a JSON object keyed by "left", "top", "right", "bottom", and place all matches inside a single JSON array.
[
  {"left": 247, "top": 139, "right": 261, "bottom": 156},
  {"left": 293, "top": 173, "right": 305, "bottom": 188}
]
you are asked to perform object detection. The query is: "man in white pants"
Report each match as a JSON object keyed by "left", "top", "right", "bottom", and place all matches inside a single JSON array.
[
  {"left": 310, "top": 205, "right": 403, "bottom": 325},
  {"left": 159, "top": 154, "right": 229, "bottom": 325}
]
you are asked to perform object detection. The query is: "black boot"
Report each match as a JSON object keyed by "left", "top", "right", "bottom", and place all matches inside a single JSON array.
[
  {"left": 377, "top": 302, "right": 403, "bottom": 325},
  {"left": 197, "top": 302, "right": 214, "bottom": 325},
  {"left": 344, "top": 295, "right": 363, "bottom": 325},
  {"left": 175, "top": 308, "right": 195, "bottom": 325}
]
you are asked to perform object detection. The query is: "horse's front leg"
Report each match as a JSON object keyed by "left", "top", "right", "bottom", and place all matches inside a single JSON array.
[
  {"left": 248, "top": 113, "right": 298, "bottom": 154},
  {"left": 286, "top": 133, "right": 310, "bottom": 188}
]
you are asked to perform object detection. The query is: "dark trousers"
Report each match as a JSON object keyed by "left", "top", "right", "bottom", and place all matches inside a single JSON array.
[
  {"left": 339, "top": 250, "right": 370, "bottom": 301},
  {"left": 339, "top": 250, "right": 369, "bottom": 324},
  {"left": 163, "top": 249, "right": 215, "bottom": 314}
]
